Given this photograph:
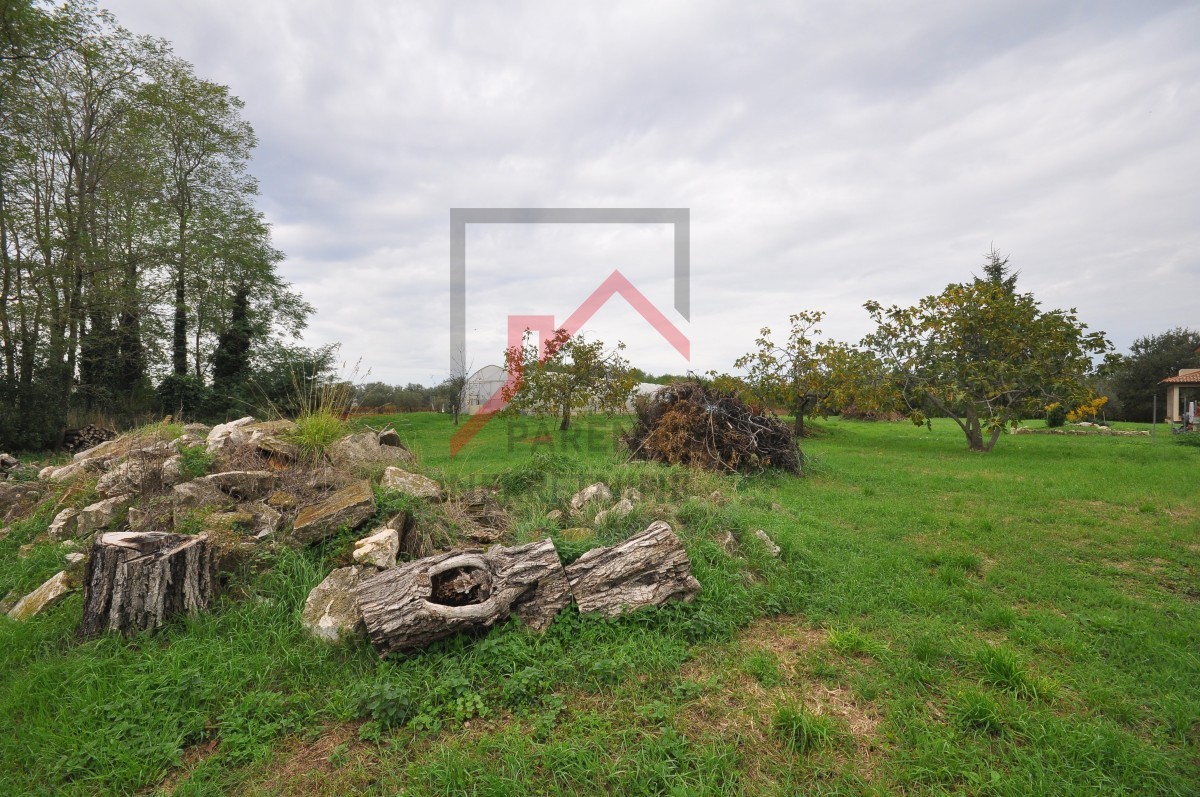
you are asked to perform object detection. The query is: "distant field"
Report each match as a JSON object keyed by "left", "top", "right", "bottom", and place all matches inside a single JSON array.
[{"left": 1, "top": 414, "right": 1197, "bottom": 795}]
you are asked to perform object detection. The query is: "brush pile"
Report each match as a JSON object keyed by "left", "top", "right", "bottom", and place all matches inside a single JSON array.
[{"left": 623, "top": 381, "right": 801, "bottom": 474}]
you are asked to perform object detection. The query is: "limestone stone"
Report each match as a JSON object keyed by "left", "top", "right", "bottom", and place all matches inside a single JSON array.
[
  {"left": 205, "top": 416, "right": 256, "bottom": 452},
  {"left": 753, "top": 529, "right": 781, "bottom": 557},
  {"left": 77, "top": 494, "right": 134, "bottom": 536},
  {"left": 327, "top": 432, "right": 414, "bottom": 469},
  {"left": 353, "top": 527, "right": 399, "bottom": 568},
  {"left": 595, "top": 498, "right": 635, "bottom": 525},
  {"left": 292, "top": 480, "right": 376, "bottom": 544},
  {"left": 7, "top": 571, "right": 73, "bottom": 621},
  {"left": 301, "top": 566, "right": 366, "bottom": 642},
  {"left": 570, "top": 482, "right": 613, "bottom": 513},
  {"left": 160, "top": 455, "right": 184, "bottom": 487},
  {"left": 380, "top": 467, "right": 443, "bottom": 501},
  {"left": 48, "top": 508, "right": 80, "bottom": 541},
  {"left": 96, "top": 459, "right": 152, "bottom": 498},
  {"left": 203, "top": 470, "right": 276, "bottom": 500}
]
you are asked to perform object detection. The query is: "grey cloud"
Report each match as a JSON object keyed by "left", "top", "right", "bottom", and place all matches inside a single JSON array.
[{"left": 102, "top": 0, "right": 1200, "bottom": 384}]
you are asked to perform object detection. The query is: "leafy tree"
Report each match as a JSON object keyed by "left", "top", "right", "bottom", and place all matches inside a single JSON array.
[
  {"left": 502, "top": 328, "right": 637, "bottom": 431},
  {"left": 1109, "top": 327, "right": 1200, "bottom": 422},
  {"left": 733, "top": 310, "right": 895, "bottom": 436},
  {"left": 863, "top": 251, "right": 1110, "bottom": 452}
]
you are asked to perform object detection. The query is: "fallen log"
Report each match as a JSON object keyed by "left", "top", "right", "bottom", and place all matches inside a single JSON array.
[
  {"left": 78, "top": 531, "right": 215, "bottom": 638},
  {"left": 565, "top": 520, "right": 700, "bottom": 617},
  {"left": 356, "top": 539, "right": 571, "bottom": 656}
]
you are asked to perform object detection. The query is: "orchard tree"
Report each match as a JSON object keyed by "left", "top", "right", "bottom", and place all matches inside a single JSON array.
[
  {"left": 863, "top": 252, "right": 1110, "bottom": 452},
  {"left": 502, "top": 328, "right": 636, "bottom": 431},
  {"left": 733, "top": 310, "right": 894, "bottom": 436}
]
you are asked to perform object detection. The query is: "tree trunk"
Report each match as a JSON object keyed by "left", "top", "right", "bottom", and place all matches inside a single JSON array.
[
  {"left": 983, "top": 426, "right": 1003, "bottom": 452},
  {"left": 560, "top": 401, "right": 571, "bottom": 431},
  {"left": 964, "top": 405, "right": 985, "bottom": 451},
  {"left": 564, "top": 521, "right": 700, "bottom": 618},
  {"left": 78, "top": 531, "right": 215, "bottom": 638},
  {"left": 357, "top": 540, "right": 571, "bottom": 657}
]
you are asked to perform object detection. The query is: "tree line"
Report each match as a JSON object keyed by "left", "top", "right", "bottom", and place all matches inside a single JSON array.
[
  {"left": 1, "top": 1, "right": 314, "bottom": 449},
  {"left": 497, "top": 249, "right": 1195, "bottom": 451}
]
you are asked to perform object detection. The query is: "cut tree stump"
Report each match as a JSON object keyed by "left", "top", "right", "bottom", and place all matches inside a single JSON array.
[
  {"left": 565, "top": 520, "right": 700, "bottom": 617},
  {"left": 357, "top": 539, "right": 571, "bottom": 657},
  {"left": 78, "top": 531, "right": 215, "bottom": 638}
]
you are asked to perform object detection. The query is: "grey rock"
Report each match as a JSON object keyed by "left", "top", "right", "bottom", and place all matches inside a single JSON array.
[
  {"left": 48, "top": 508, "right": 80, "bottom": 541},
  {"left": 753, "top": 529, "right": 781, "bottom": 557},
  {"left": 353, "top": 527, "right": 399, "bottom": 568},
  {"left": 570, "top": 482, "right": 613, "bottom": 513},
  {"left": 160, "top": 455, "right": 184, "bottom": 487},
  {"left": 292, "top": 480, "right": 376, "bottom": 545},
  {"left": 301, "top": 566, "right": 366, "bottom": 642},
  {"left": 205, "top": 416, "right": 256, "bottom": 452},
  {"left": 380, "top": 467, "right": 443, "bottom": 501},
  {"left": 328, "top": 432, "right": 414, "bottom": 469},
  {"left": 97, "top": 459, "right": 152, "bottom": 498},
  {"left": 595, "top": 498, "right": 635, "bottom": 525},
  {"left": 77, "top": 494, "right": 134, "bottom": 536},
  {"left": 7, "top": 571, "right": 73, "bottom": 621}
]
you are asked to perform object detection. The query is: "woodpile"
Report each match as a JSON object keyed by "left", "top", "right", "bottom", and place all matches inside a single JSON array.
[
  {"left": 624, "top": 381, "right": 801, "bottom": 473},
  {"left": 62, "top": 424, "right": 117, "bottom": 454}
]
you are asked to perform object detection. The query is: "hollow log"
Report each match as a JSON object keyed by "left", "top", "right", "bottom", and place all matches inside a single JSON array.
[
  {"left": 357, "top": 538, "right": 572, "bottom": 657},
  {"left": 565, "top": 521, "right": 700, "bottom": 617},
  {"left": 78, "top": 531, "right": 215, "bottom": 638}
]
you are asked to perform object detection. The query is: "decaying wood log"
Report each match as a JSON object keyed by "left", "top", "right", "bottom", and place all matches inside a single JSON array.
[
  {"left": 488, "top": 539, "right": 572, "bottom": 632},
  {"left": 78, "top": 531, "right": 215, "bottom": 638},
  {"left": 565, "top": 521, "right": 700, "bottom": 617},
  {"left": 356, "top": 539, "right": 572, "bottom": 657}
]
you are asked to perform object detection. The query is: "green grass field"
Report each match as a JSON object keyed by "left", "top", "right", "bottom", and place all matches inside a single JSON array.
[{"left": 1, "top": 415, "right": 1197, "bottom": 795}]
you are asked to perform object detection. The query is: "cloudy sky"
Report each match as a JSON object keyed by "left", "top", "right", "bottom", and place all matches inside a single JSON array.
[{"left": 104, "top": 0, "right": 1200, "bottom": 385}]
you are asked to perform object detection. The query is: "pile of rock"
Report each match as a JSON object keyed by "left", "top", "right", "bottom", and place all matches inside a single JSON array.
[{"left": 4, "top": 418, "right": 411, "bottom": 629}]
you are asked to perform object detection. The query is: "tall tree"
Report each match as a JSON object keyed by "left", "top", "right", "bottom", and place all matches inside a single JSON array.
[
  {"left": 0, "top": 3, "right": 310, "bottom": 447},
  {"left": 864, "top": 252, "right": 1111, "bottom": 452},
  {"left": 1109, "top": 328, "right": 1200, "bottom": 422}
]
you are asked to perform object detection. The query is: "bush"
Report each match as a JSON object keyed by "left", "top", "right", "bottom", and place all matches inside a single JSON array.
[{"left": 1045, "top": 403, "right": 1067, "bottom": 428}]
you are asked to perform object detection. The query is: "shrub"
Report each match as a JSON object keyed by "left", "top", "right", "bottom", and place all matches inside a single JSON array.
[
  {"left": 288, "top": 410, "right": 346, "bottom": 461},
  {"left": 1045, "top": 402, "right": 1067, "bottom": 428}
]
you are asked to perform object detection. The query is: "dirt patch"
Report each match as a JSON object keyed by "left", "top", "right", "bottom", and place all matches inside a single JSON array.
[
  {"left": 679, "top": 618, "right": 883, "bottom": 780},
  {"left": 234, "top": 723, "right": 378, "bottom": 797},
  {"left": 144, "top": 738, "right": 218, "bottom": 795}
]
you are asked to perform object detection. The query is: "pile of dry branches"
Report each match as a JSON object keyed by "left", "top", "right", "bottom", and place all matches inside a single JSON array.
[{"left": 623, "top": 382, "right": 801, "bottom": 474}]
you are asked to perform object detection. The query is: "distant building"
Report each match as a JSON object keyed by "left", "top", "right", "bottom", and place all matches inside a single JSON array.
[
  {"left": 461, "top": 364, "right": 508, "bottom": 415},
  {"left": 1161, "top": 368, "right": 1200, "bottom": 423},
  {"left": 459, "top": 365, "right": 665, "bottom": 416}
]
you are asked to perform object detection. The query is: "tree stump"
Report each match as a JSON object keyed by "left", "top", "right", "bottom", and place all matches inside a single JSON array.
[
  {"left": 78, "top": 531, "right": 215, "bottom": 638},
  {"left": 565, "top": 521, "right": 700, "bottom": 617},
  {"left": 356, "top": 539, "right": 571, "bottom": 657}
]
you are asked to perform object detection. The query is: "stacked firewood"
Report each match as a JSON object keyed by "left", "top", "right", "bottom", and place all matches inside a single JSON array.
[{"left": 62, "top": 424, "right": 117, "bottom": 453}]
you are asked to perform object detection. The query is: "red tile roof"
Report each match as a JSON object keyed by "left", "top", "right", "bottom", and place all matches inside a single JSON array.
[{"left": 1161, "top": 370, "right": 1200, "bottom": 384}]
